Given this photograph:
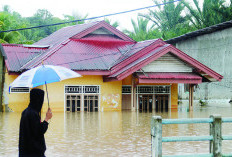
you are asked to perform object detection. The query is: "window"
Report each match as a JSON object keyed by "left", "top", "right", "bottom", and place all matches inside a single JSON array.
[
  {"left": 10, "top": 87, "right": 30, "bottom": 93},
  {"left": 137, "top": 86, "right": 154, "bottom": 94},
  {"left": 84, "top": 86, "right": 99, "bottom": 93},
  {"left": 136, "top": 85, "right": 170, "bottom": 94},
  {"left": 65, "top": 85, "right": 100, "bottom": 112},
  {"left": 154, "top": 86, "right": 170, "bottom": 93},
  {"left": 65, "top": 86, "right": 82, "bottom": 93},
  {"left": 122, "top": 86, "right": 131, "bottom": 94},
  {"left": 65, "top": 85, "right": 100, "bottom": 94}
]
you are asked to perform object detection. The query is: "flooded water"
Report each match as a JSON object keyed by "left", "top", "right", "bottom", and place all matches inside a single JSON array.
[{"left": 0, "top": 104, "right": 232, "bottom": 156}]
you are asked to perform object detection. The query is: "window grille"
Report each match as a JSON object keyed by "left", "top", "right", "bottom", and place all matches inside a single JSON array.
[
  {"left": 122, "top": 86, "right": 131, "bottom": 94},
  {"left": 137, "top": 86, "right": 154, "bottom": 93},
  {"left": 136, "top": 85, "right": 170, "bottom": 94},
  {"left": 65, "top": 85, "right": 100, "bottom": 94},
  {"left": 10, "top": 87, "right": 30, "bottom": 93},
  {"left": 154, "top": 86, "right": 170, "bottom": 93},
  {"left": 65, "top": 86, "right": 82, "bottom": 93},
  {"left": 84, "top": 86, "right": 99, "bottom": 93}
]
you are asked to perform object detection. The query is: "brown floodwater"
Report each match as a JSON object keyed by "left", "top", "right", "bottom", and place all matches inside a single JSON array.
[{"left": 0, "top": 104, "right": 232, "bottom": 157}]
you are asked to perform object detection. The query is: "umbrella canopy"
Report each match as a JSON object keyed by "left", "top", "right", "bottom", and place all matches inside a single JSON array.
[
  {"left": 9, "top": 65, "right": 82, "bottom": 108},
  {"left": 9, "top": 65, "right": 81, "bottom": 89}
]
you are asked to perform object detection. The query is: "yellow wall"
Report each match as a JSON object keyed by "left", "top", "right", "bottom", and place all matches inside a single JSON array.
[
  {"left": 4, "top": 72, "right": 178, "bottom": 112},
  {"left": 4, "top": 74, "right": 30, "bottom": 112},
  {"left": 171, "top": 84, "right": 178, "bottom": 110},
  {"left": 5, "top": 74, "right": 122, "bottom": 112}
]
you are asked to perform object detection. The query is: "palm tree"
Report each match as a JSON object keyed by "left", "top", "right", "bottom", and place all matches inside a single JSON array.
[
  {"left": 104, "top": 18, "right": 119, "bottom": 28},
  {"left": 182, "top": 0, "right": 232, "bottom": 29},
  {"left": 139, "top": 0, "right": 191, "bottom": 40},
  {"left": 124, "top": 17, "right": 161, "bottom": 41}
]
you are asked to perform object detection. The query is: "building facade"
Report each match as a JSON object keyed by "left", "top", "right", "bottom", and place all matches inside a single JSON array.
[
  {"left": 167, "top": 20, "right": 232, "bottom": 103},
  {"left": 0, "top": 21, "right": 222, "bottom": 112}
]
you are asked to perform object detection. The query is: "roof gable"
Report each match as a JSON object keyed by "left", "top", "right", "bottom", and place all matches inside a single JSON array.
[
  {"left": 70, "top": 21, "right": 135, "bottom": 42},
  {"left": 106, "top": 44, "right": 223, "bottom": 82},
  {"left": 141, "top": 52, "right": 193, "bottom": 73},
  {"left": 34, "top": 21, "right": 100, "bottom": 46},
  {"left": 34, "top": 21, "right": 135, "bottom": 47}
]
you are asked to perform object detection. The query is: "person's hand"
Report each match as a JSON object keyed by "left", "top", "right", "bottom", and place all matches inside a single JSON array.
[{"left": 45, "top": 108, "right": 52, "bottom": 122}]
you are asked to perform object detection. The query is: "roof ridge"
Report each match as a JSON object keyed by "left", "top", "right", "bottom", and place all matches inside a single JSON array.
[{"left": 33, "top": 21, "right": 102, "bottom": 46}]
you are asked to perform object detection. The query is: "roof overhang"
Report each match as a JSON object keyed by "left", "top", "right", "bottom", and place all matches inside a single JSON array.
[
  {"left": 74, "top": 70, "right": 111, "bottom": 75},
  {"left": 137, "top": 72, "right": 202, "bottom": 84}
]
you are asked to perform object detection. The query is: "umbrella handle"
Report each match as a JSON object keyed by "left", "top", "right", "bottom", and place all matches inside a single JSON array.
[{"left": 45, "top": 82, "right": 50, "bottom": 108}]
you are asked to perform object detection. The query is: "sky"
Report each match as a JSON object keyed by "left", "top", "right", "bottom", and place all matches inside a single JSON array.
[{"left": 0, "top": 0, "right": 158, "bottom": 31}]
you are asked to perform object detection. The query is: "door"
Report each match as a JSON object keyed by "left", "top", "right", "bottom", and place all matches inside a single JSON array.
[
  {"left": 139, "top": 95, "right": 153, "bottom": 111},
  {"left": 84, "top": 95, "right": 99, "bottom": 112},
  {"left": 155, "top": 95, "right": 169, "bottom": 111},
  {"left": 66, "top": 95, "right": 81, "bottom": 112}
]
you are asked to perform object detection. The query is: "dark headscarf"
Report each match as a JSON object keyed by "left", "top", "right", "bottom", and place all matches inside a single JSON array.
[
  {"left": 28, "top": 88, "right": 45, "bottom": 113},
  {"left": 19, "top": 88, "right": 48, "bottom": 156}
]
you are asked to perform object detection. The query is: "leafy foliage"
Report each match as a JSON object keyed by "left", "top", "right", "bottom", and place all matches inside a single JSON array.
[
  {"left": 0, "top": 6, "right": 88, "bottom": 44},
  {"left": 104, "top": 18, "right": 119, "bottom": 28},
  {"left": 124, "top": 17, "right": 162, "bottom": 41},
  {"left": 183, "top": 0, "right": 232, "bottom": 29},
  {"left": 1, "top": 1, "right": 232, "bottom": 43}
]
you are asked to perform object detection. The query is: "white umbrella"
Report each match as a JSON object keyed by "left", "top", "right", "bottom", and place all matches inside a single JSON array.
[{"left": 9, "top": 65, "right": 82, "bottom": 107}]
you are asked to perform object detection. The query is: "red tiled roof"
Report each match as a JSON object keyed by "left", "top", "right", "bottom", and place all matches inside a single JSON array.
[
  {"left": 0, "top": 21, "right": 223, "bottom": 82},
  {"left": 34, "top": 21, "right": 135, "bottom": 47},
  {"left": 1, "top": 44, "right": 48, "bottom": 72},
  {"left": 41, "top": 38, "right": 133, "bottom": 70},
  {"left": 33, "top": 21, "right": 100, "bottom": 46}
]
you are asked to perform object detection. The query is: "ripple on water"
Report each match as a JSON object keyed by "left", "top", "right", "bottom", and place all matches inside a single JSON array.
[{"left": 0, "top": 106, "right": 232, "bottom": 156}]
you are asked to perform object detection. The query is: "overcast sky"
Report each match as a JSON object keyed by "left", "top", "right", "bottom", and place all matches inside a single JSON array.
[{"left": 0, "top": 0, "right": 159, "bottom": 31}]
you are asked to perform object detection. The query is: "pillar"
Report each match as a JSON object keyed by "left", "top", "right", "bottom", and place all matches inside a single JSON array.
[
  {"left": 0, "top": 52, "right": 5, "bottom": 112},
  {"left": 131, "top": 75, "right": 136, "bottom": 111},
  {"left": 189, "top": 84, "right": 194, "bottom": 111}
]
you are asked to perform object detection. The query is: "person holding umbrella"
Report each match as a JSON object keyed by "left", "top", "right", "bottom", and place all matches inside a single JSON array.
[
  {"left": 9, "top": 64, "right": 81, "bottom": 156},
  {"left": 19, "top": 88, "right": 52, "bottom": 157}
]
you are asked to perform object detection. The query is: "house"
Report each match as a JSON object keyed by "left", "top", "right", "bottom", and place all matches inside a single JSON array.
[
  {"left": 166, "top": 20, "right": 232, "bottom": 103},
  {"left": 0, "top": 21, "right": 223, "bottom": 112}
]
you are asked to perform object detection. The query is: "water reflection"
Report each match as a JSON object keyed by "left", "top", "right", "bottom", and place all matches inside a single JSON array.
[{"left": 0, "top": 105, "right": 232, "bottom": 156}]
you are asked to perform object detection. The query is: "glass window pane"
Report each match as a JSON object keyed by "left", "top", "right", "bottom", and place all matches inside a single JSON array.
[{"left": 67, "top": 100, "right": 70, "bottom": 107}]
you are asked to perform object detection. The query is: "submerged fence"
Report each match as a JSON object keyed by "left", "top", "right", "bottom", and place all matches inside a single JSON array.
[{"left": 151, "top": 115, "right": 232, "bottom": 157}]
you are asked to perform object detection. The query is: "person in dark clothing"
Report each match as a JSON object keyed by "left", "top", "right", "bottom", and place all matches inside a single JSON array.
[{"left": 19, "top": 88, "right": 53, "bottom": 157}]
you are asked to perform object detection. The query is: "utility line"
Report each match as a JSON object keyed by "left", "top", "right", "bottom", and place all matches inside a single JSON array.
[{"left": 0, "top": 0, "right": 182, "bottom": 33}]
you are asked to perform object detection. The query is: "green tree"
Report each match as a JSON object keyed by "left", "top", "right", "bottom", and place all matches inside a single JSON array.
[
  {"left": 63, "top": 12, "right": 88, "bottom": 26},
  {"left": 0, "top": 5, "right": 34, "bottom": 44},
  {"left": 139, "top": 0, "right": 193, "bottom": 40},
  {"left": 124, "top": 17, "right": 161, "bottom": 41},
  {"left": 0, "top": 11, "right": 23, "bottom": 43},
  {"left": 183, "top": 0, "right": 232, "bottom": 29},
  {"left": 26, "top": 9, "right": 63, "bottom": 41},
  {"left": 104, "top": 18, "right": 119, "bottom": 28}
]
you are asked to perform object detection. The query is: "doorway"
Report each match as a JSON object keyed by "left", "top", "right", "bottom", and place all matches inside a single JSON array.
[
  {"left": 66, "top": 95, "right": 81, "bottom": 112},
  {"left": 138, "top": 95, "right": 153, "bottom": 111},
  {"left": 84, "top": 95, "right": 99, "bottom": 112},
  {"left": 155, "top": 95, "right": 169, "bottom": 112}
]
